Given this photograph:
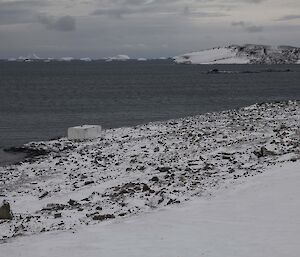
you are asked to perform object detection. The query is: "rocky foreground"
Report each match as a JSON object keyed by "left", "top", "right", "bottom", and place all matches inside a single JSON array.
[{"left": 0, "top": 101, "right": 300, "bottom": 241}]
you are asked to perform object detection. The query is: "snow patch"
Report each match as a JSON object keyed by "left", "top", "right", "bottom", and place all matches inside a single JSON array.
[
  {"left": 1, "top": 162, "right": 300, "bottom": 257},
  {"left": 174, "top": 47, "right": 250, "bottom": 64},
  {"left": 174, "top": 44, "right": 300, "bottom": 64}
]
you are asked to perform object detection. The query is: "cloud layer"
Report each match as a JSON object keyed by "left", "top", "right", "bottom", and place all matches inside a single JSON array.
[
  {"left": 0, "top": 0, "right": 299, "bottom": 58},
  {"left": 38, "top": 15, "right": 76, "bottom": 31}
]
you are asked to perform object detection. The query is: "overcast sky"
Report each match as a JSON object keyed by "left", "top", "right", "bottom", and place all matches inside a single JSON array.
[{"left": 0, "top": 0, "right": 299, "bottom": 58}]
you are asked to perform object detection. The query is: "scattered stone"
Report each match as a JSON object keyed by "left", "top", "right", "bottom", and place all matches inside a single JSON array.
[
  {"left": 92, "top": 214, "right": 115, "bottom": 221},
  {"left": 54, "top": 213, "right": 62, "bottom": 219},
  {"left": 39, "top": 191, "right": 49, "bottom": 199},
  {"left": 68, "top": 199, "right": 79, "bottom": 206},
  {"left": 0, "top": 201, "right": 13, "bottom": 220},
  {"left": 156, "top": 167, "right": 172, "bottom": 172},
  {"left": 1, "top": 101, "right": 299, "bottom": 240},
  {"left": 84, "top": 181, "right": 95, "bottom": 186},
  {"left": 150, "top": 176, "right": 159, "bottom": 182},
  {"left": 254, "top": 147, "right": 276, "bottom": 158}
]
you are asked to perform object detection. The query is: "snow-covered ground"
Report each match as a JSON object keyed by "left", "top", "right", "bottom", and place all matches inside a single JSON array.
[
  {"left": 1, "top": 161, "right": 300, "bottom": 257},
  {"left": 0, "top": 101, "right": 300, "bottom": 254},
  {"left": 174, "top": 44, "right": 300, "bottom": 64},
  {"left": 174, "top": 47, "right": 250, "bottom": 64}
]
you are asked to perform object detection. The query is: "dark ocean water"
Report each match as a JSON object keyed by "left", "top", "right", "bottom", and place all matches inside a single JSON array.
[{"left": 0, "top": 60, "right": 300, "bottom": 150}]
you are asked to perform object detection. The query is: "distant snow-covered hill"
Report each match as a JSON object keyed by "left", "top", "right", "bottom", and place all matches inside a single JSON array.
[{"left": 174, "top": 44, "right": 300, "bottom": 64}]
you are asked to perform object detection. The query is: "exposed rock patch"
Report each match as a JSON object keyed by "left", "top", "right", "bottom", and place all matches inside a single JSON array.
[{"left": 0, "top": 201, "right": 13, "bottom": 220}]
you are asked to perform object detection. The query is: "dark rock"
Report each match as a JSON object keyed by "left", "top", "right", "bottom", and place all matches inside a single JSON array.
[
  {"left": 54, "top": 213, "right": 62, "bottom": 219},
  {"left": 207, "top": 68, "right": 220, "bottom": 74},
  {"left": 84, "top": 181, "right": 95, "bottom": 186},
  {"left": 156, "top": 167, "right": 172, "bottom": 173},
  {"left": 254, "top": 147, "right": 276, "bottom": 158},
  {"left": 42, "top": 203, "right": 67, "bottom": 212},
  {"left": 92, "top": 214, "right": 115, "bottom": 221},
  {"left": 167, "top": 199, "right": 181, "bottom": 205},
  {"left": 39, "top": 191, "right": 49, "bottom": 199},
  {"left": 153, "top": 147, "right": 160, "bottom": 152},
  {"left": 68, "top": 199, "right": 79, "bottom": 206},
  {"left": 3, "top": 147, "right": 50, "bottom": 164},
  {"left": 150, "top": 176, "right": 159, "bottom": 182},
  {"left": 0, "top": 201, "right": 13, "bottom": 220},
  {"left": 142, "top": 183, "right": 151, "bottom": 192}
]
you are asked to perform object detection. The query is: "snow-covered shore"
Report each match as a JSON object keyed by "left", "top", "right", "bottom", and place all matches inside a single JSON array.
[
  {"left": 1, "top": 101, "right": 300, "bottom": 244},
  {"left": 1, "top": 161, "right": 300, "bottom": 257}
]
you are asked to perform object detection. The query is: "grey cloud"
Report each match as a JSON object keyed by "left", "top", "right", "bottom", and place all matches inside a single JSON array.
[
  {"left": 226, "top": 0, "right": 266, "bottom": 3},
  {"left": 37, "top": 15, "right": 76, "bottom": 31},
  {"left": 91, "top": 4, "right": 178, "bottom": 18},
  {"left": 241, "top": 0, "right": 265, "bottom": 3},
  {"left": 276, "top": 15, "right": 300, "bottom": 21},
  {"left": 91, "top": 1, "right": 228, "bottom": 19},
  {"left": 0, "top": 0, "right": 49, "bottom": 25},
  {"left": 245, "top": 25, "right": 263, "bottom": 33},
  {"left": 0, "top": 9, "right": 35, "bottom": 25},
  {"left": 91, "top": 7, "right": 137, "bottom": 18},
  {"left": 183, "top": 6, "right": 228, "bottom": 17},
  {"left": 1, "top": 0, "right": 300, "bottom": 59},
  {"left": 231, "top": 21, "right": 246, "bottom": 26},
  {"left": 232, "top": 21, "right": 263, "bottom": 33},
  {"left": 0, "top": 0, "right": 49, "bottom": 8}
]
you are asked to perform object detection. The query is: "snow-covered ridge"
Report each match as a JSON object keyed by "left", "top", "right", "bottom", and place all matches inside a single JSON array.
[
  {"left": 174, "top": 44, "right": 300, "bottom": 64},
  {"left": 1, "top": 101, "right": 300, "bottom": 241}
]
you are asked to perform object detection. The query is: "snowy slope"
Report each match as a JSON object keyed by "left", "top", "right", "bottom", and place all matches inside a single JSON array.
[
  {"left": 174, "top": 44, "right": 300, "bottom": 64},
  {"left": 1, "top": 161, "right": 300, "bottom": 257},
  {"left": 174, "top": 47, "right": 250, "bottom": 64},
  {"left": 1, "top": 101, "right": 300, "bottom": 242}
]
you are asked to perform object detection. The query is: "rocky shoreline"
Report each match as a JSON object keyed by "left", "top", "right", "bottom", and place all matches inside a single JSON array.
[{"left": 1, "top": 101, "right": 300, "bottom": 242}]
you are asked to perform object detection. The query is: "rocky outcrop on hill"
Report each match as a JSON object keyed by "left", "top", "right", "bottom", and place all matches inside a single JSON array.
[{"left": 174, "top": 44, "right": 300, "bottom": 64}]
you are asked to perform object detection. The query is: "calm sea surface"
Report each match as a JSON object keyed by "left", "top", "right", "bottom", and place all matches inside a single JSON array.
[{"left": 1, "top": 60, "right": 300, "bottom": 150}]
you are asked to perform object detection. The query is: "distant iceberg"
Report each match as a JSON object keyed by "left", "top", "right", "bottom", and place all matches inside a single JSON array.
[
  {"left": 60, "top": 57, "right": 74, "bottom": 62},
  {"left": 137, "top": 58, "right": 147, "bottom": 61},
  {"left": 10, "top": 53, "right": 42, "bottom": 62},
  {"left": 80, "top": 57, "right": 92, "bottom": 62},
  {"left": 106, "top": 54, "right": 130, "bottom": 62}
]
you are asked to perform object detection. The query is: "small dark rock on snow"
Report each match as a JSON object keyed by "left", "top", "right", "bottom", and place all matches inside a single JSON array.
[{"left": 0, "top": 201, "right": 13, "bottom": 220}]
